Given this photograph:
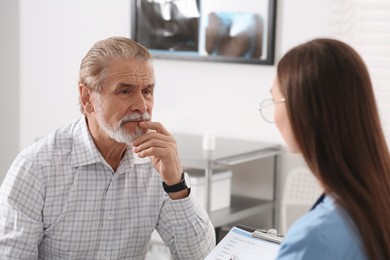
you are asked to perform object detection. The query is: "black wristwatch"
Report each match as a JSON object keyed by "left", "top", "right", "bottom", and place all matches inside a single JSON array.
[{"left": 162, "top": 172, "right": 191, "bottom": 193}]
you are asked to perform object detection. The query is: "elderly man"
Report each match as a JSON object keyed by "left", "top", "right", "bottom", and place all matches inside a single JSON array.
[{"left": 0, "top": 37, "right": 215, "bottom": 259}]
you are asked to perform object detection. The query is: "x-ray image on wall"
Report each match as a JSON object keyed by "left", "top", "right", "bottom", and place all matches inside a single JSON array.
[
  {"left": 135, "top": 0, "right": 200, "bottom": 51},
  {"left": 205, "top": 12, "right": 263, "bottom": 59},
  {"left": 132, "top": 0, "right": 277, "bottom": 65}
]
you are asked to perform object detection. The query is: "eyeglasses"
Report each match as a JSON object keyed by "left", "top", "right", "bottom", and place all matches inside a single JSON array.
[{"left": 258, "top": 98, "right": 286, "bottom": 123}]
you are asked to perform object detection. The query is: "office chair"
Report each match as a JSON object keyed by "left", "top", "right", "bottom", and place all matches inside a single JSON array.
[{"left": 280, "top": 167, "right": 323, "bottom": 234}]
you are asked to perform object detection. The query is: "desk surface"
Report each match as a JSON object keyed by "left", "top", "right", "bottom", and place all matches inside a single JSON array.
[{"left": 174, "top": 133, "right": 281, "bottom": 168}]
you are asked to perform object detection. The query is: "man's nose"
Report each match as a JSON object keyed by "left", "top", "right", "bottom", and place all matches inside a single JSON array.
[{"left": 131, "top": 92, "right": 148, "bottom": 112}]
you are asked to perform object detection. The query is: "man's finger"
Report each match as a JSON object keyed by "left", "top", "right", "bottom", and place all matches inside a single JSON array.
[{"left": 138, "top": 121, "right": 170, "bottom": 135}]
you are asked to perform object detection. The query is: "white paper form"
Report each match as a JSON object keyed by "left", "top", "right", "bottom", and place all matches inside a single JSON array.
[{"left": 205, "top": 227, "right": 280, "bottom": 260}]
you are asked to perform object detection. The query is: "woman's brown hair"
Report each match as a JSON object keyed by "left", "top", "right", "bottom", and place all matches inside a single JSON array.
[{"left": 277, "top": 38, "right": 390, "bottom": 259}]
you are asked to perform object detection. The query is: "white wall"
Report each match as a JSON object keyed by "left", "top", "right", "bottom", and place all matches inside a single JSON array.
[
  {"left": 0, "top": 0, "right": 20, "bottom": 182},
  {"left": 19, "top": 0, "right": 132, "bottom": 148}
]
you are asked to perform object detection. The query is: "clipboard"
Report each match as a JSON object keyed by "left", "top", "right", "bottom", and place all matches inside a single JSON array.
[
  {"left": 205, "top": 225, "right": 284, "bottom": 260},
  {"left": 238, "top": 224, "right": 284, "bottom": 244}
]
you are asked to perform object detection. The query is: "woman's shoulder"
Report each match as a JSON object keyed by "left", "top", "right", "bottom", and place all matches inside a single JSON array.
[
  {"left": 277, "top": 196, "right": 366, "bottom": 259},
  {"left": 292, "top": 196, "right": 350, "bottom": 234}
]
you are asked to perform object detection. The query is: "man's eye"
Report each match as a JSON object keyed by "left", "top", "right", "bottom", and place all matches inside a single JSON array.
[
  {"left": 143, "top": 89, "right": 153, "bottom": 96},
  {"left": 120, "top": 89, "right": 129, "bottom": 94}
]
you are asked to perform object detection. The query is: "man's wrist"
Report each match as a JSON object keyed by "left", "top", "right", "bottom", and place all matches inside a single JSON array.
[
  {"left": 162, "top": 172, "right": 191, "bottom": 193},
  {"left": 168, "top": 188, "right": 190, "bottom": 200},
  {"left": 162, "top": 173, "right": 183, "bottom": 186}
]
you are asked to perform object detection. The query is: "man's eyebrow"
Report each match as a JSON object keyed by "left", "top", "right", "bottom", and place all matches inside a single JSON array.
[
  {"left": 111, "top": 83, "right": 134, "bottom": 91},
  {"left": 111, "top": 83, "right": 155, "bottom": 91},
  {"left": 119, "top": 83, "right": 134, "bottom": 88},
  {"left": 144, "top": 84, "right": 155, "bottom": 89}
]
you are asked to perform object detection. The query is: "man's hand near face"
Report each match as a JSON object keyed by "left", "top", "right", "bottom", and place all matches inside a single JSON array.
[{"left": 131, "top": 121, "right": 189, "bottom": 199}]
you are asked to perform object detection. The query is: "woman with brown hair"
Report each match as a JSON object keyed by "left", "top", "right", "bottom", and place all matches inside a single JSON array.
[{"left": 259, "top": 38, "right": 390, "bottom": 259}]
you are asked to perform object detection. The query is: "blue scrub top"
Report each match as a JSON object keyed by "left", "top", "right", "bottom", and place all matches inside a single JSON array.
[{"left": 276, "top": 195, "right": 367, "bottom": 259}]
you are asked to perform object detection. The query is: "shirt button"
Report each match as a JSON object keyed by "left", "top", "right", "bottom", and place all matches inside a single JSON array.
[{"left": 107, "top": 214, "right": 113, "bottom": 220}]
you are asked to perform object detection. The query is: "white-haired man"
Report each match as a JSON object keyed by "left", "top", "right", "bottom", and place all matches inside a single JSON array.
[{"left": 0, "top": 37, "right": 215, "bottom": 259}]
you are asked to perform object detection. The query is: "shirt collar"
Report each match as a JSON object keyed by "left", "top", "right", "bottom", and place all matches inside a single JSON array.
[
  {"left": 310, "top": 193, "right": 326, "bottom": 211},
  {"left": 70, "top": 117, "right": 151, "bottom": 168},
  {"left": 70, "top": 117, "right": 104, "bottom": 167},
  {"left": 114, "top": 148, "right": 151, "bottom": 175}
]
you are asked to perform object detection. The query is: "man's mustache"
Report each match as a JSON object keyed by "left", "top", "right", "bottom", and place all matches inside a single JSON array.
[{"left": 119, "top": 113, "right": 151, "bottom": 126}]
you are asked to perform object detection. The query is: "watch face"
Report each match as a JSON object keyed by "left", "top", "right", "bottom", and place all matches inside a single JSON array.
[{"left": 183, "top": 172, "right": 191, "bottom": 189}]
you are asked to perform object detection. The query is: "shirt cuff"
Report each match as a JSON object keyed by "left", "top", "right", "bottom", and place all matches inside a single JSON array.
[{"left": 163, "top": 190, "right": 208, "bottom": 223}]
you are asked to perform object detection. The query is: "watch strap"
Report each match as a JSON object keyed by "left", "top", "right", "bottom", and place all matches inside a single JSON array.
[{"left": 162, "top": 172, "right": 189, "bottom": 193}]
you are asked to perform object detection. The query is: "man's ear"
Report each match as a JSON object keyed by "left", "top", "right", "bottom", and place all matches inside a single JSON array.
[{"left": 79, "top": 83, "right": 94, "bottom": 113}]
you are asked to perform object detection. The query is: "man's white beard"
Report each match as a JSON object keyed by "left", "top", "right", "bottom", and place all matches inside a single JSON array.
[{"left": 94, "top": 96, "right": 150, "bottom": 145}]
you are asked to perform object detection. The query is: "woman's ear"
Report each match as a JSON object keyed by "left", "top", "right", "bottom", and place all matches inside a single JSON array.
[{"left": 79, "top": 83, "right": 94, "bottom": 113}]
